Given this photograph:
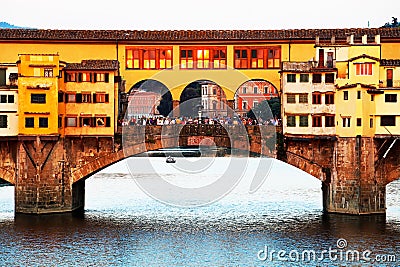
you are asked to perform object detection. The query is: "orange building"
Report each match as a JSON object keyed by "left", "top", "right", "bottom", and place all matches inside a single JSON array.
[
  {"left": 234, "top": 80, "right": 279, "bottom": 116},
  {"left": 127, "top": 90, "right": 162, "bottom": 118},
  {"left": 59, "top": 60, "right": 119, "bottom": 136}
]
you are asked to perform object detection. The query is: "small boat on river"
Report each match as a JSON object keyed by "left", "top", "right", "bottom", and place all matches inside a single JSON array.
[{"left": 166, "top": 156, "right": 176, "bottom": 163}]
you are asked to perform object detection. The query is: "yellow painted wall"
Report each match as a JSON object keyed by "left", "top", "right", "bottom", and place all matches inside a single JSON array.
[
  {"left": 18, "top": 54, "right": 60, "bottom": 135},
  {"left": 61, "top": 72, "right": 117, "bottom": 136},
  {"left": 119, "top": 44, "right": 286, "bottom": 100}
]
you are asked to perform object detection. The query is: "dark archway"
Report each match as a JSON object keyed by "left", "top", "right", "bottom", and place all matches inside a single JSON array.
[
  {"left": 125, "top": 79, "right": 172, "bottom": 119},
  {"left": 180, "top": 80, "right": 227, "bottom": 118}
]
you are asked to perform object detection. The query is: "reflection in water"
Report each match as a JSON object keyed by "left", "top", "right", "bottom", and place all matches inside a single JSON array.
[{"left": 0, "top": 158, "right": 399, "bottom": 266}]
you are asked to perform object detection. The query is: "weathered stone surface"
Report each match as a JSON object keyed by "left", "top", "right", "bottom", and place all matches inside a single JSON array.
[{"left": 3, "top": 125, "right": 400, "bottom": 215}]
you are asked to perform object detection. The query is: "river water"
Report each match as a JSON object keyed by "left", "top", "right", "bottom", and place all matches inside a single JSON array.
[{"left": 0, "top": 157, "right": 399, "bottom": 266}]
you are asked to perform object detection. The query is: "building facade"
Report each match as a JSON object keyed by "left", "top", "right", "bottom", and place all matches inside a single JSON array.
[
  {"left": 17, "top": 54, "right": 62, "bottom": 136},
  {"left": 201, "top": 82, "right": 227, "bottom": 118},
  {"left": 234, "top": 80, "right": 279, "bottom": 117},
  {"left": 61, "top": 60, "right": 119, "bottom": 136},
  {"left": 0, "top": 64, "right": 18, "bottom": 136}
]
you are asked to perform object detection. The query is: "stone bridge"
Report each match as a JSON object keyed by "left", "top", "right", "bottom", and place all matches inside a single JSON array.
[{"left": 0, "top": 125, "right": 399, "bottom": 215}]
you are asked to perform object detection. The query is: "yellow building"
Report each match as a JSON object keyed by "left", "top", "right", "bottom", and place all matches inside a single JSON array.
[
  {"left": 60, "top": 60, "right": 119, "bottom": 136},
  {"left": 17, "top": 54, "right": 62, "bottom": 135}
]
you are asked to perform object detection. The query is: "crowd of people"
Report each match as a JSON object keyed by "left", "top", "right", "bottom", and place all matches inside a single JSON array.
[{"left": 118, "top": 115, "right": 280, "bottom": 127}]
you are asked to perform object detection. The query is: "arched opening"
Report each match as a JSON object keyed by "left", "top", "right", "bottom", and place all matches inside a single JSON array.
[
  {"left": 180, "top": 80, "right": 227, "bottom": 118},
  {"left": 234, "top": 79, "right": 280, "bottom": 124},
  {"left": 386, "top": 178, "right": 400, "bottom": 217},
  {"left": 124, "top": 79, "right": 172, "bottom": 121}
]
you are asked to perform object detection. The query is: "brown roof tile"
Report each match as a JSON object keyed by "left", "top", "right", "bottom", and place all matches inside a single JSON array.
[
  {"left": 0, "top": 28, "right": 399, "bottom": 42},
  {"left": 380, "top": 59, "right": 400, "bottom": 66},
  {"left": 65, "top": 60, "right": 118, "bottom": 70}
]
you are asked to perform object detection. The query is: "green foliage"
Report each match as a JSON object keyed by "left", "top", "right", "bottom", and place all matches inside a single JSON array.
[
  {"left": 247, "top": 97, "right": 281, "bottom": 120},
  {"left": 382, "top": 17, "right": 400, "bottom": 28}
]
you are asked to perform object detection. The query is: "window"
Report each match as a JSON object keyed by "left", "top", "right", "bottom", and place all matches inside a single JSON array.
[
  {"left": 58, "top": 92, "right": 64, "bottom": 102},
  {"left": 66, "top": 117, "right": 77, "bottom": 127},
  {"left": 344, "top": 91, "right": 348, "bottom": 100},
  {"left": 385, "top": 94, "right": 397, "bottom": 103},
  {"left": 371, "top": 95, "right": 375, "bottom": 101},
  {"left": 234, "top": 49, "right": 248, "bottom": 68},
  {"left": 66, "top": 73, "right": 76, "bottom": 82},
  {"left": 7, "top": 95, "right": 14, "bottom": 103},
  {"left": 287, "top": 94, "right": 296, "bottom": 103},
  {"left": 253, "top": 86, "right": 258, "bottom": 94},
  {"left": 325, "top": 116, "right": 335, "bottom": 127},
  {"left": 325, "top": 73, "right": 335, "bottom": 83},
  {"left": 44, "top": 68, "right": 53, "bottom": 77},
  {"left": 66, "top": 93, "right": 76, "bottom": 103},
  {"left": 253, "top": 101, "right": 258, "bottom": 108},
  {"left": 287, "top": 74, "right": 296, "bottom": 83},
  {"left": 95, "top": 73, "right": 106, "bottom": 82},
  {"left": 25, "top": 117, "right": 34, "bottom": 128},
  {"left": 82, "top": 93, "right": 91, "bottom": 103},
  {"left": 234, "top": 46, "right": 281, "bottom": 69},
  {"left": 312, "top": 92, "right": 321, "bottom": 104},
  {"left": 357, "top": 91, "right": 361, "bottom": 99},
  {"left": 126, "top": 47, "right": 173, "bottom": 70},
  {"left": 370, "top": 118, "right": 373, "bottom": 128},
  {"left": 250, "top": 49, "right": 264, "bottom": 68},
  {"left": 312, "top": 73, "right": 322, "bottom": 83},
  {"left": 95, "top": 117, "right": 106, "bottom": 127},
  {"left": 180, "top": 47, "right": 226, "bottom": 69},
  {"left": 357, "top": 118, "right": 362, "bottom": 127},
  {"left": 242, "top": 101, "right": 248, "bottom": 110},
  {"left": 299, "top": 115, "right": 308, "bottom": 127},
  {"left": 81, "top": 117, "right": 92, "bottom": 127},
  {"left": 300, "top": 74, "right": 309, "bottom": 83},
  {"left": 325, "top": 93, "right": 334, "bottom": 104},
  {"left": 39, "top": 117, "right": 48, "bottom": 128},
  {"left": 0, "top": 115, "right": 7, "bottom": 128},
  {"left": 0, "top": 95, "right": 6, "bottom": 103},
  {"left": 342, "top": 117, "right": 351, "bottom": 127},
  {"left": 299, "top": 94, "right": 308, "bottom": 103},
  {"left": 355, "top": 63, "right": 373, "bottom": 75},
  {"left": 264, "top": 86, "right": 269, "bottom": 94},
  {"left": 287, "top": 116, "right": 296, "bottom": 127},
  {"left": 58, "top": 117, "right": 62, "bottom": 128},
  {"left": 381, "top": 116, "right": 396, "bottom": 126},
  {"left": 93, "top": 93, "right": 109, "bottom": 103},
  {"left": 242, "top": 87, "right": 247, "bottom": 94},
  {"left": 31, "top": 94, "right": 46, "bottom": 104},
  {"left": 312, "top": 116, "right": 322, "bottom": 127}
]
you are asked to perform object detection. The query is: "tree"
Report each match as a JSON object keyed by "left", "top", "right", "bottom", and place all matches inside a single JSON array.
[
  {"left": 179, "top": 83, "right": 201, "bottom": 117},
  {"left": 382, "top": 17, "right": 400, "bottom": 28},
  {"left": 247, "top": 97, "right": 281, "bottom": 121}
]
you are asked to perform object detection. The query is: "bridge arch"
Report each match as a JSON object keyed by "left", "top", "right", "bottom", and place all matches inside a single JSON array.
[
  {"left": 71, "top": 125, "right": 277, "bottom": 184},
  {"left": 179, "top": 79, "right": 228, "bottom": 118},
  {"left": 0, "top": 167, "right": 15, "bottom": 185},
  {"left": 125, "top": 79, "right": 173, "bottom": 119}
]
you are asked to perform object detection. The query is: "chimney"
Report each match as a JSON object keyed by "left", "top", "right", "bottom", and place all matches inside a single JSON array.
[
  {"left": 362, "top": 34, "right": 368, "bottom": 44},
  {"left": 347, "top": 34, "right": 354, "bottom": 44},
  {"left": 375, "top": 34, "right": 381, "bottom": 44},
  {"left": 315, "top": 36, "right": 320, "bottom": 45},
  {"left": 331, "top": 36, "right": 336, "bottom": 44}
]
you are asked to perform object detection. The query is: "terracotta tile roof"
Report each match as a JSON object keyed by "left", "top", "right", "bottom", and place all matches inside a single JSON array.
[
  {"left": 336, "top": 83, "right": 377, "bottom": 89},
  {"left": 0, "top": 28, "right": 399, "bottom": 41},
  {"left": 348, "top": 54, "right": 380, "bottom": 62},
  {"left": 380, "top": 59, "right": 400, "bottom": 66},
  {"left": 65, "top": 60, "right": 118, "bottom": 70}
]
